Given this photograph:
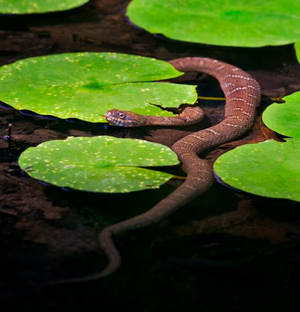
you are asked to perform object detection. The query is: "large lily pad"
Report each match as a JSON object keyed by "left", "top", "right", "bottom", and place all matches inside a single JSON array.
[
  {"left": 127, "top": 0, "right": 300, "bottom": 47},
  {"left": 214, "top": 139, "right": 300, "bottom": 202},
  {"left": 0, "top": 52, "right": 197, "bottom": 123},
  {"left": 263, "top": 92, "right": 300, "bottom": 138},
  {"left": 18, "top": 136, "right": 180, "bottom": 193},
  {"left": 0, "top": 0, "right": 89, "bottom": 14}
]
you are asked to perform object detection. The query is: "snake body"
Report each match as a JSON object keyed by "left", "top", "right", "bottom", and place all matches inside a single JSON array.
[{"left": 52, "top": 57, "right": 261, "bottom": 285}]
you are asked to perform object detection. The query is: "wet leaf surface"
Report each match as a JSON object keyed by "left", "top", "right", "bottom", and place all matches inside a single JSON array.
[
  {"left": 214, "top": 139, "right": 300, "bottom": 202},
  {"left": 263, "top": 91, "right": 300, "bottom": 138},
  {"left": 19, "top": 136, "right": 179, "bottom": 192},
  {"left": 127, "top": 0, "right": 300, "bottom": 47},
  {"left": 0, "top": 52, "right": 197, "bottom": 122}
]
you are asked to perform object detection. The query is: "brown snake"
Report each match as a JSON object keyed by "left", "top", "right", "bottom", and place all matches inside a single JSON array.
[{"left": 51, "top": 57, "right": 261, "bottom": 285}]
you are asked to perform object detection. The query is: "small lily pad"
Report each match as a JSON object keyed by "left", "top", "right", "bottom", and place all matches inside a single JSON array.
[
  {"left": 127, "top": 0, "right": 300, "bottom": 47},
  {"left": 0, "top": 0, "right": 89, "bottom": 14},
  {"left": 214, "top": 139, "right": 300, "bottom": 202},
  {"left": 0, "top": 52, "right": 197, "bottom": 123},
  {"left": 18, "top": 136, "right": 180, "bottom": 193},
  {"left": 263, "top": 92, "right": 300, "bottom": 138}
]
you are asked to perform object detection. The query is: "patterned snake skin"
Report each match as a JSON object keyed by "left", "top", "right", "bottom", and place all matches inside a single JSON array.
[{"left": 51, "top": 57, "right": 261, "bottom": 285}]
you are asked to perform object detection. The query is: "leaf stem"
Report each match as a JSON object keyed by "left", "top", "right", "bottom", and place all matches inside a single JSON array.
[{"left": 198, "top": 96, "right": 225, "bottom": 101}]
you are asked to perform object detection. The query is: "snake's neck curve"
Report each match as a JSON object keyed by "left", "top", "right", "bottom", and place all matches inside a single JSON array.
[{"left": 169, "top": 57, "right": 261, "bottom": 156}]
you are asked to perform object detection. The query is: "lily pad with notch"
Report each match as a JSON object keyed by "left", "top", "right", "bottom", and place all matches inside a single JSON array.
[
  {"left": 0, "top": 52, "right": 197, "bottom": 123},
  {"left": 18, "top": 136, "right": 180, "bottom": 193},
  {"left": 262, "top": 91, "right": 300, "bottom": 138}
]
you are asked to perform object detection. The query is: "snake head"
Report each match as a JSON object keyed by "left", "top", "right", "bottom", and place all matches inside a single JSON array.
[{"left": 104, "top": 109, "right": 146, "bottom": 127}]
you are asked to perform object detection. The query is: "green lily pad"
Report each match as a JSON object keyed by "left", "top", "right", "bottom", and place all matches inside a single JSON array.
[
  {"left": 214, "top": 139, "right": 300, "bottom": 202},
  {"left": 0, "top": 0, "right": 89, "bottom": 14},
  {"left": 0, "top": 52, "right": 197, "bottom": 123},
  {"left": 263, "top": 92, "right": 300, "bottom": 138},
  {"left": 127, "top": 0, "right": 300, "bottom": 47},
  {"left": 18, "top": 136, "right": 180, "bottom": 193},
  {"left": 295, "top": 42, "right": 300, "bottom": 62}
]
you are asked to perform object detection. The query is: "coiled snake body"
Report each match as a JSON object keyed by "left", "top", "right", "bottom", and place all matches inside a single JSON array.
[{"left": 53, "top": 57, "right": 261, "bottom": 284}]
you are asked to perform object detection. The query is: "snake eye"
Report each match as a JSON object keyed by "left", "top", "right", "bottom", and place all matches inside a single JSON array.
[{"left": 118, "top": 112, "right": 126, "bottom": 119}]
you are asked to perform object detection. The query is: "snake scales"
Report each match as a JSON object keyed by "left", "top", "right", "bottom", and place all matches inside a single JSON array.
[{"left": 52, "top": 57, "right": 261, "bottom": 285}]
